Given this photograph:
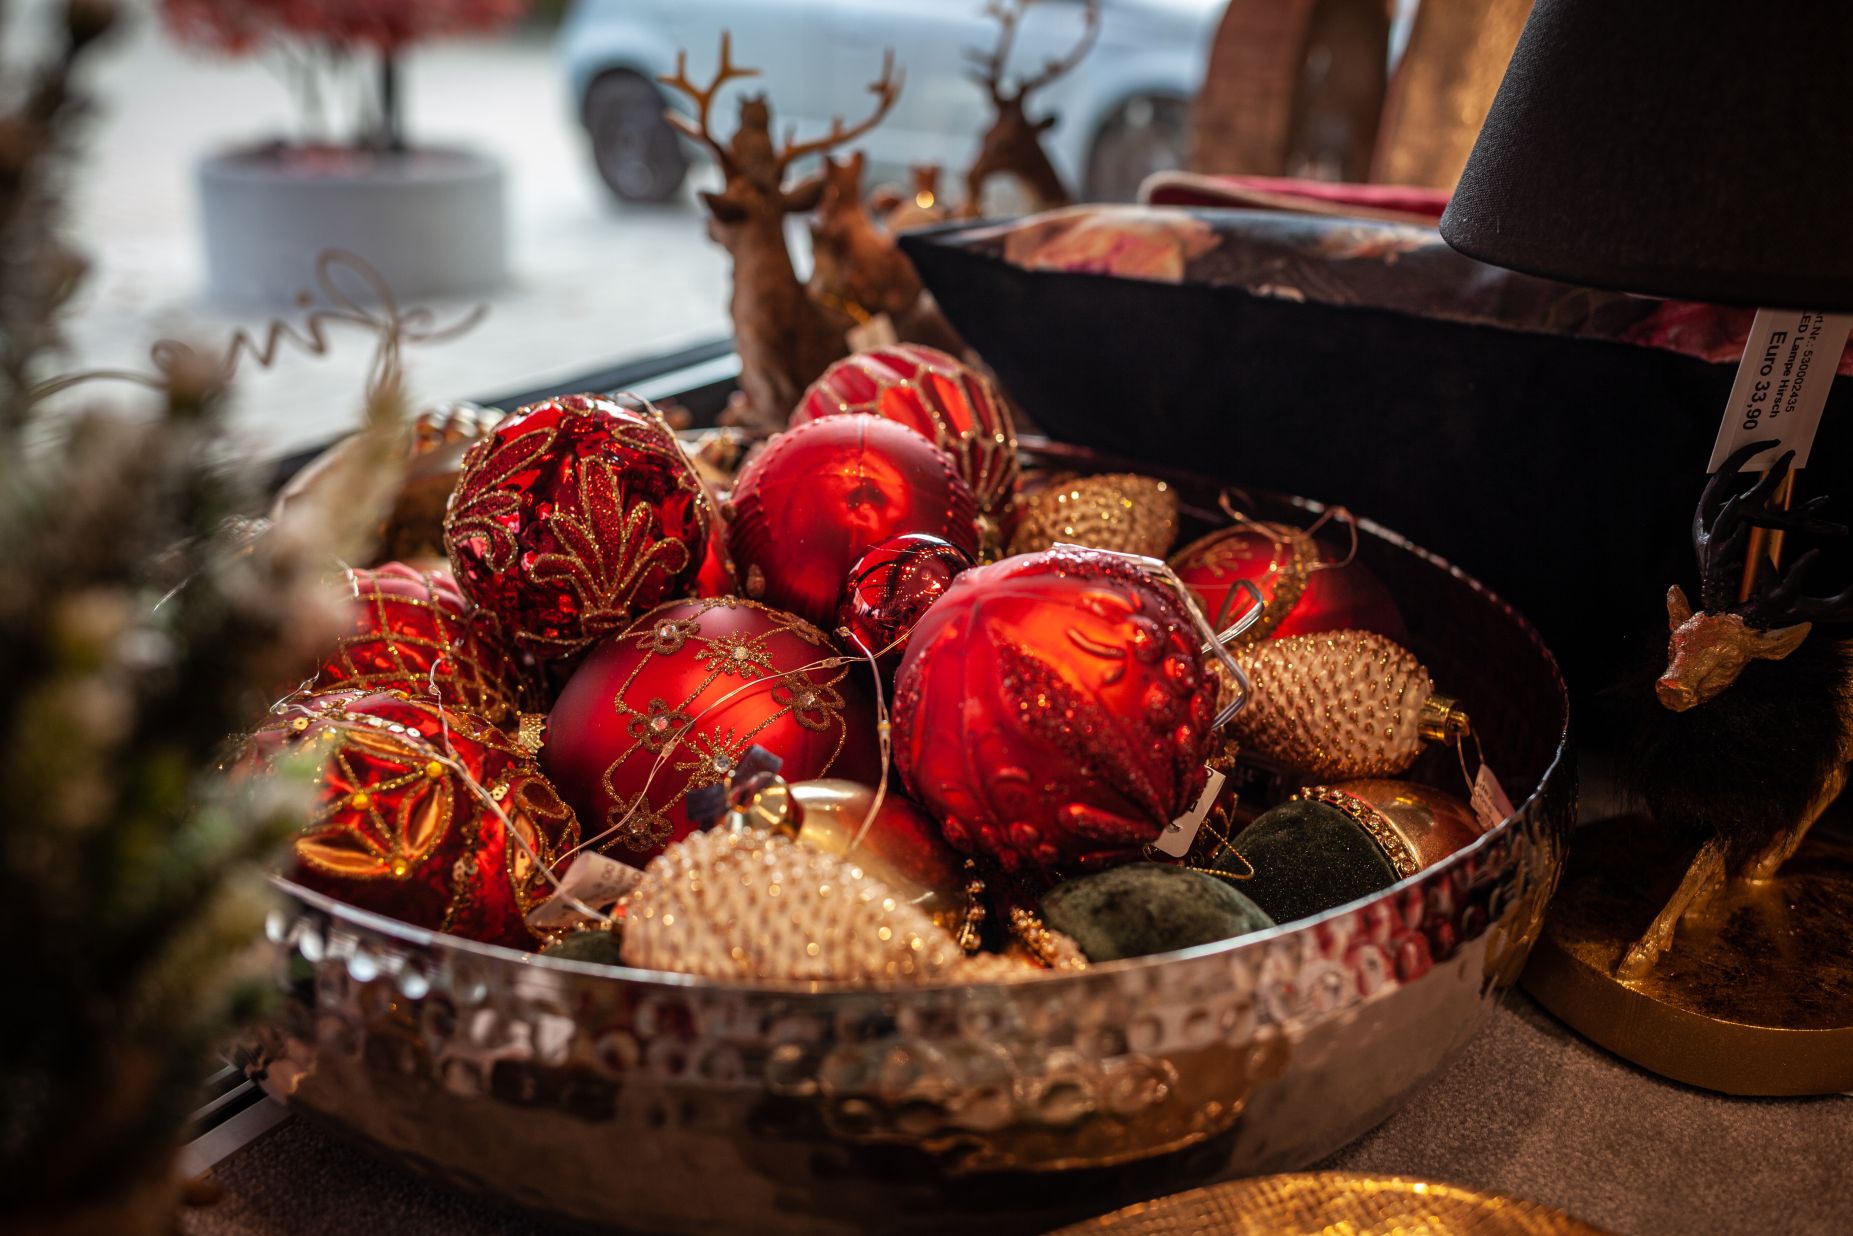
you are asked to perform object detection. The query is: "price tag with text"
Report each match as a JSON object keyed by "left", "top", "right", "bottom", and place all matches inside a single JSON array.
[{"left": 1707, "top": 307, "right": 1853, "bottom": 472}]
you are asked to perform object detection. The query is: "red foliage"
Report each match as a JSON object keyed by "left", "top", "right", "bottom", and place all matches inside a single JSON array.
[{"left": 161, "top": 0, "right": 525, "bottom": 56}]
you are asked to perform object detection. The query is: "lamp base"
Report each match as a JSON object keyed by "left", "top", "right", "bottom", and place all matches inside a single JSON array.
[{"left": 1522, "top": 814, "right": 1853, "bottom": 1095}]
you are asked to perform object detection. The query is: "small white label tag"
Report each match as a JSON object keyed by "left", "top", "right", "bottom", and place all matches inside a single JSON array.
[
  {"left": 847, "top": 313, "right": 900, "bottom": 352},
  {"left": 1470, "top": 764, "right": 1516, "bottom": 833},
  {"left": 1154, "top": 767, "right": 1226, "bottom": 858},
  {"left": 524, "top": 852, "right": 644, "bottom": 933},
  {"left": 1707, "top": 307, "right": 1852, "bottom": 472}
]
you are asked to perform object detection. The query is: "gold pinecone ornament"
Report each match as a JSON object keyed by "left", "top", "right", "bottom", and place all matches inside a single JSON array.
[
  {"left": 1008, "top": 472, "right": 1179, "bottom": 558},
  {"left": 619, "top": 827, "right": 1031, "bottom": 984},
  {"left": 1229, "top": 631, "right": 1469, "bottom": 780}
]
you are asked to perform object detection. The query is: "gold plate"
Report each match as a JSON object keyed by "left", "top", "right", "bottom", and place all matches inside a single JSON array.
[
  {"left": 1052, "top": 1173, "right": 1608, "bottom": 1235},
  {"left": 1523, "top": 814, "right": 1853, "bottom": 1095}
]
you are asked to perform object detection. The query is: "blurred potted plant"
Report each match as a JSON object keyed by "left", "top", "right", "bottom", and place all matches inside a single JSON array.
[
  {"left": 162, "top": 0, "right": 524, "bottom": 306},
  {"left": 1, "top": 5, "right": 407, "bottom": 1232}
]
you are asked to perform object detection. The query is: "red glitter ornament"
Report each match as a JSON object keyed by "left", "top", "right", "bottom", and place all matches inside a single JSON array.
[
  {"left": 793, "top": 344, "right": 1020, "bottom": 547},
  {"left": 1170, "top": 521, "right": 1405, "bottom": 643},
  {"left": 893, "top": 547, "right": 1219, "bottom": 875},
  {"left": 444, "top": 393, "right": 710, "bottom": 663},
  {"left": 251, "top": 690, "right": 579, "bottom": 948},
  {"left": 308, "top": 562, "right": 531, "bottom": 727},
  {"left": 838, "top": 533, "right": 973, "bottom": 659},
  {"left": 544, "top": 597, "right": 880, "bottom": 864},
  {"left": 728, "top": 416, "right": 980, "bottom": 630}
]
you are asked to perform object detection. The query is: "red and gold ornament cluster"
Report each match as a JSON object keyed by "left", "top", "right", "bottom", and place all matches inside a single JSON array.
[{"left": 230, "top": 344, "right": 1494, "bottom": 979}]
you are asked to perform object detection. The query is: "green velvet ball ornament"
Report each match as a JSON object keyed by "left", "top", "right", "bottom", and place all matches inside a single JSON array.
[
  {"left": 1040, "top": 864, "right": 1275, "bottom": 962},
  {"left": 540, "top": 926, "right": 627, "bottom": 966},
  {"left": 1223, "top": 798, "right": 1398, "bottom": 924}
]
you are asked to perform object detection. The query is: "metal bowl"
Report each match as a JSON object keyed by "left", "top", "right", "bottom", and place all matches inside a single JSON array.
[{"left": 242, "top": 444, "right": 1572, "bottom": 1234}]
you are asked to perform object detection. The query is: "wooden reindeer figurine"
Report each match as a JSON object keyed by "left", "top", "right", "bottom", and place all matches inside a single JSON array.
[
  {"left": 660, "top": 36, "right": 902, "bottom": 426},
  {"left": 1623, "top": 440, "right": 1853, "bottom": 978},
  {"left": 962, "top": 0, "right": 1101, "bottom": 217},
  {"left": 807, "top": 150, "right": 922, "bottom": 332}
]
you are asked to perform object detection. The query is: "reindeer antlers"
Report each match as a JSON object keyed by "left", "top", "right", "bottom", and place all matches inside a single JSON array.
[
  {"left": 659, "top": 33, "right": 762, "bottom": 176},
  {"left": 777, "top": 50, "right": 904, "bottom": 173},
  {"left": 965, "top": 0, "right": 1101, "bottom": 106},
  {"left": 1699, "top": 439, "right": 1853, "bottom": 623}
]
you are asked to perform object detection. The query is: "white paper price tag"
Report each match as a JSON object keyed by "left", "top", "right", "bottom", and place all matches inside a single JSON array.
[
  {"left": 1153, "top": 767, "right": 1226, "bottom": 858},
  {"left": 524, "top": 852, "right": 643, "bottom": 932},
  {"left": 1707, "top": 307, "right": 1852, "bottom": 472},
  {"left": 1470, "top": 764, "right": 1516, "bottom": 833}
]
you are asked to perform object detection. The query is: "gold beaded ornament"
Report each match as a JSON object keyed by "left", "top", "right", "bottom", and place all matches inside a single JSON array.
[
  {"left": 618, "top": 827, "right": 1035, "bottom": 985},
  {"left": 1009, "top": 472, "right": 1180, "bottom": 559},
  {"left": 1227, "top": 630, "right": 1470, "bottom": 781}
]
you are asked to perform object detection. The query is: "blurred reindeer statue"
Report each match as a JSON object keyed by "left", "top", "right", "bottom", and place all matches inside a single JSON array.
[
  {"left": 1625, "top": 440, "right": 1853, "bottom": 978},
  {"left": 660, "top": 36, "right": 901, "bottom": 426},
  {"left": 808, "top": 153, "right": 966, "bottom": 356},
  {"left": 961, "top": 0, "right": 1100, "bottom": 217}
]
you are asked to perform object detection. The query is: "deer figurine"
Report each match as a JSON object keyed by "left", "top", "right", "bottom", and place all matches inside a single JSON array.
[
  {"left": 1623, "top": 440, "right": 1853, "bottom": 978},
  {"left": 660, "top": 36, "right": 902, "bottom": 427},
  {"left": 961, "top": 0, "right": 1101, "bottom": 218},
  {"left": 807, "top": 150, "right": 922, "bottom": 332}
]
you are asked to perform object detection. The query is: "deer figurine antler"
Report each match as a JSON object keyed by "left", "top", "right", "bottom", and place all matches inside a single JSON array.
[
  {"left": 660, "top": 36, "right": 902, "bottom": 426},
  {"left": 1625, "top": 439, "right": 1853, "bottom": 978},
  {"left": 961, "top": 0, "right": 1101, "bottom": 217}
]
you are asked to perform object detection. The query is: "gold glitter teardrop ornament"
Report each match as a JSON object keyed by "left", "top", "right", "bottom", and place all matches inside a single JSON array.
[
  {"left": 1007, "top": 472, "right": 1179, "bottom": 558},
  {"left": 1227, "top": 630, "right": 1470, "bottom": 780},
  {"left": 618, "top": 827, "right": 1033, "bottom": 984}
]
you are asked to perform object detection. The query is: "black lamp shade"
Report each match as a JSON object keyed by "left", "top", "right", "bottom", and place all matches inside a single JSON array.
[{"left": 1440, "top": 1, "right": 1853, "bottom": 309}]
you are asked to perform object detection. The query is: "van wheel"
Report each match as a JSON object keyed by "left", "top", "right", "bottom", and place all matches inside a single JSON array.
[
  {"left": 586, "top": 70, "right": 687, "bottom": 204},
  {"left": 1085, "top": 94, "right": 1191, "bottom": 203}
]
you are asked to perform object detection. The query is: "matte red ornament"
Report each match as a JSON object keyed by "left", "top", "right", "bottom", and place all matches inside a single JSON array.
[
  {"left": 793, "top": 344, "right": 1020, "bottom": 547},
  {"left": 838, "top": 533, "right": 973, "bottom": 659},
  {"left": 1170, "top": 522, "right": 1405, "bottom": 643},
  {"left": 893, "top": 547, "right": 1219, "bottom": 875},
  {"left": 544, "top": 597, "right": 880, "bottom": 864},
  {"left": 250, "top": 689, "right": 579, "bottom": 949},
  {"left": 308, "top": 562, "right": 532, "bottom": 727},
  {"left": 728, "top": 416, "right": 980, "bottom": 630},
  {"left": 444, "top": 393, "right": 711, "bottom": 663}
]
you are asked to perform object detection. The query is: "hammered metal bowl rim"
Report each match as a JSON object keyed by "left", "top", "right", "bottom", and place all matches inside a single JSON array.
[{"left": 269, "top": 471, "right": 1569, "bottom": 997}]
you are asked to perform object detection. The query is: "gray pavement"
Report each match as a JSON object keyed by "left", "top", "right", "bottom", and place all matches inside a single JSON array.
[{"left": 44, "top": 8, "right": 729, "bottom": 457}]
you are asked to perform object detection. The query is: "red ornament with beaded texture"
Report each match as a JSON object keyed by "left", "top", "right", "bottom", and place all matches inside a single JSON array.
[
  {"left": 444, "top": 393, "right": 710, "bottom": 663},
  {"left": 892, "top": 547, "right": 1219, "bottom": 875},
  {"left": 248, "top": 689, "right": 579, "bottom": 949},
  {"left": 728, "top": 416, "right": 980, "bottom": 630},
  {"left": 544, "top": 597, "right": 881, "bottom": 865},
  {"left": 793, "top": 344, "right": 1020, "bottom": 548},
  {"left": 308, "top": 562, "right": 532, "bottom": 727}
]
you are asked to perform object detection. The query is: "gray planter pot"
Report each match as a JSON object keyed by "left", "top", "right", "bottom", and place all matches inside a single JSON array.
[{"left": 199, "top": 145, "right": 507, "bottom": 308}]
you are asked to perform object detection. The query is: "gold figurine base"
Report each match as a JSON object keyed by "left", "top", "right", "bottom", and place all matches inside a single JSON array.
[{"left": 1523, "top": 814, "right": 1853, "bottom": 1095}]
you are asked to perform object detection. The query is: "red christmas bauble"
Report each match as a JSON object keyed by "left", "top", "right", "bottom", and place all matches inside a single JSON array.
[
  {"left": 893, "top": 547, "right": 1219, "bottom": 875},
  {"left": 252, "top": 690, "right": 579, "bottom": 948},
  {"left": 838, "top": 533, "right": 973, "bottom": 659},
  {"left": 544, "top": 597, "right": 881, "bottom": 864},
  {"left": 308, "top": 563, "right": 531, "bottom": 727},
  {"left": 728, "top": 416, "right": 980, "bottom": 630},
  {"left": 1170, "top": 522, "right": 1405, "bottom": 643},
  {"left": 444, "top": 393, "right": 710, "bottom": 663},
  {"left": 793, "top": 344, "right": 1020, "bottom": 547}
]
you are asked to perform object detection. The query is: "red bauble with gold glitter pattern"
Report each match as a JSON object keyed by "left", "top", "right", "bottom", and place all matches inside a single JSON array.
[
  {"left": 444, "top": 394, "right": 710, "bottom": 663},
  {"left": 893, "top": 547, "right": 1219, "bottom": 875},
  {"left": 251, "top": 690, "right": 579, "bottom": 948},
  {"left": 308, "top": 563, "right": 530, "bottom": 727},
  {"left": 544, "top": 597, "right": 881, "bottom": 865},
  {"left": 728, "top": 416, "right": 980, "bottom": 630},
  {"left": 1170, "top": 522, "right": 1405, "bottom": 643},
  {"left": 793, "top": 344, "right": 1020, "bottom": 547}
]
